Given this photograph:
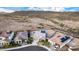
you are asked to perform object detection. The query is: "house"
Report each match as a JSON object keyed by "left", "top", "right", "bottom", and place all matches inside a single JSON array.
[
  {"left": 18, "top": 31, "right": 28, "bottom": 41},
  {"left": 31, "top": 30, "right": 46, "bottom": 42},
  {"left": 0, "top": 37, "right": 9, "bottom": 47},
  {"left": 0, "top": 31, "right": 15, "bottom": 42},
  {"left": 0, "top": 32, "right": 9, "bottom": 38},
  {"left": 45, "top": 30, "right": 56, "bottom": 38},
  {"left": 67, "top": 38, "right": 79, "bottom": 49},
  {"left": 48, "top": 32, "right": 73, "bottom": 48},
  {"left": 0, "top": 31, "right": 15, "bottom": 47},
  {"left": 14, "top": 36, "right": 22, "bottom": 45},
  {"left": 14, "top": 31, "right": 28, "bottom": 45}
]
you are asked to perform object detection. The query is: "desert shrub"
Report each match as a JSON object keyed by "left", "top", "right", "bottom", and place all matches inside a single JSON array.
[
  {"left": 60, "top": 23, "right": 64, "bottom": 27},
  {"left": 38, "top": 39, "right": 51, "bottom": 47},
  {"left": 27, "top": 37, "right": 33, "bottom": 44}
]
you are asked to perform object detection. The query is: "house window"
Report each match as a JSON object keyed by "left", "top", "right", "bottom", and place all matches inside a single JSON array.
[{"left": 41, "top": 30, "right": 45, "bottom": 33}]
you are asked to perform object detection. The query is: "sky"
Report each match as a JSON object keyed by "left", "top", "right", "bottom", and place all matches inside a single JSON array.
[
  {"left": 0, "top": 0, "right": 78, "bottom": 7},
  {"left": 0, "top": 7, "right": 79, "bottom": 13}
]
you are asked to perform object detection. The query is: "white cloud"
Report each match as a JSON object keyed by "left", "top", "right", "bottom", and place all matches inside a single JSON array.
[
  {"left": 27, "top": 7, "right": 65, "bottom": 12},
  {"left": 0, "top": 7, "right": 65, "bottom": 13},
  {"left": 0, "top": 8, "right": 15, "bottom": 13},
  {"left": 51, "top": 7, "right": 65, "bottom": 12}
]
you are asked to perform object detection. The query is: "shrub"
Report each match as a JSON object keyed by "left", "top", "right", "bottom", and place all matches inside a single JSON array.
[
  {"left": 3, "top": 44, "right": 10, "bottom": 48},
  {"left": 27, "top": 37, "right": 33, "bottom": 44},
  {"left": 60, "top": 23, "right": 64, "bottom": 27},
  {"left": 38, "top": 39, "right": 51, "bottom": 47}
]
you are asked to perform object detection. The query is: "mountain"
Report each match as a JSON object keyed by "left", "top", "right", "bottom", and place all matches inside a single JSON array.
[
  {"left": 0, "top": 11, "right": 79, "bottom": 38},
  {"left": 0, "top": 8, "right": 15, "bottom": 14}
]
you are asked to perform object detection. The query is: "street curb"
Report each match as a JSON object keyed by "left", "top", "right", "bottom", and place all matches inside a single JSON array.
[{"left": 0, "top": 44, "right": 51, "bottom": 51}]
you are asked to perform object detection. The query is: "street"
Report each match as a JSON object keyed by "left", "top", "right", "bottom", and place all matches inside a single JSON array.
[{"left": 8, "top": 46, "right": 48, "bottom": 51}]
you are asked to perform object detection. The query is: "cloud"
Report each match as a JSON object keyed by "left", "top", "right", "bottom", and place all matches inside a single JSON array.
[
  {"left": 26, "top": 7, "right": 65, "bottom": 12},
  {"left": 1, "top": 7, "right": 79, "bottom": 12},
  {"left": 0, "top": 8, "right": 15, "bottom": 13}
]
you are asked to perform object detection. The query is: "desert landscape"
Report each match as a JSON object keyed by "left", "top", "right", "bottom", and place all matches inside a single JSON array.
[
  {"left": 0, "top": 11, "right": 79, "bottom": 51},
  {"left": 0, "top": 11, "right": 79, "bottom": 37}
]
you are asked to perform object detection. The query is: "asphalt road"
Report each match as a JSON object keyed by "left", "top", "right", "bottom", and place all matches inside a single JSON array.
[{"left": 8, "top": 46, "right": 48, "bottom": 51}]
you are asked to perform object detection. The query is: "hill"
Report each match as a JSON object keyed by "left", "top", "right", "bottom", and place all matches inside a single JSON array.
[{"left": 0, "top": 11, "right": 79, "bottom": 38}]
